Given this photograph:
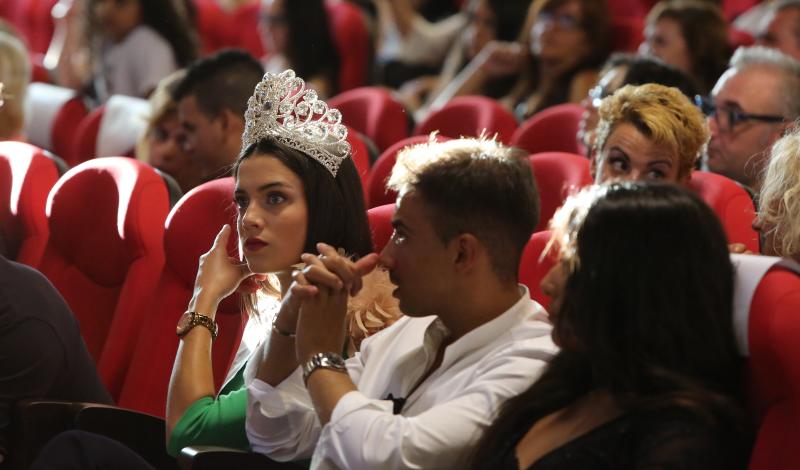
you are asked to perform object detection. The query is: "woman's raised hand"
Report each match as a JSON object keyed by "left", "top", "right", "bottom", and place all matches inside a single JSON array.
[{"left": 190, "top": 225, "right": 252, "bottom": 314}]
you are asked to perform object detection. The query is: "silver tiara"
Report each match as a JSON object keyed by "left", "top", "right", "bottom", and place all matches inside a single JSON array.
[{"left": 242, "top": 70, "right": 350, "bottom": 177}]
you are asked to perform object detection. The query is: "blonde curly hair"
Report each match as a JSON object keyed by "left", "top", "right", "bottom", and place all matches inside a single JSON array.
[
  {"left": 594, "top": 83, "right": 708, "bottom": 181},
  {"left": 756, "top": 124, "right": 800, "bottom": 259}
]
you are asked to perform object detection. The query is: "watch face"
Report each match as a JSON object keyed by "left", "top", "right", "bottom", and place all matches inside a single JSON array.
[{"left": 176, "top": 312, "right": 193, "bottom": 335}]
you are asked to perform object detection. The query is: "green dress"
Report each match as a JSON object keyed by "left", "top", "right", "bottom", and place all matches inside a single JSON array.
[{"left": 166, "top": 365, "right": 249, "bottom": 457}]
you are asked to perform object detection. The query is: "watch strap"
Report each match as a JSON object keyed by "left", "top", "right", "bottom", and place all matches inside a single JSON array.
[
  {"left": 302, "top": 352, "right": 347, "bottom": 384},
  {"left": 179, "top": 311, "right": 219, "bottom": 340}
]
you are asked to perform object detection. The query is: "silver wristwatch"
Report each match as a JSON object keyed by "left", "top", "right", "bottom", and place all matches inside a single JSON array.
[{"left": 302, "top": 352, "right": 348, "bottom": 384}]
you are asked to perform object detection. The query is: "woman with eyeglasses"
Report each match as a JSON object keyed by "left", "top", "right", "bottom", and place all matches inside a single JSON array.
[
  {"left": 468, "top": 182, "right": 751, "bottom": 470},
  {"left": 590, "top": 83, "right": 707, "bottom": 184},
  {"left": 501, "top": 0, "right": 611, "bottom": 120},
  {"left": 259, "top": 0, "right": 340, "bottom": 98}
]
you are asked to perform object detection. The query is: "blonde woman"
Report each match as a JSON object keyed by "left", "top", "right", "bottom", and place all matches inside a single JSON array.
[{"left": 0, "top": 29, "right": 30, "bottom": 140}]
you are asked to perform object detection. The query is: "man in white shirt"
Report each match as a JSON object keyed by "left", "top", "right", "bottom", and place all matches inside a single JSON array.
[{"left": 244, "top": 138, "right": 557, "bottom": 469}]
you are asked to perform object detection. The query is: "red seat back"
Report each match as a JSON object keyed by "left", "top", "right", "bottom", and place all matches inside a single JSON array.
[
  {"left": 518, "top": 230, "right": 557, "bottom": 308},
  {"left": 745, "top": 261, "right": 800, "bottom": 470},
  {"left": 194, "top": 0, "right": 234, "bottom": 54},
  {"left": 5, "top": 0, "right": 58, "bottom": 54},
  {"left": 366, "top": 135, "right": 451, "bottom": 208},
  {"left": 610, "top": 16, "right": 645, "bottom": 53},
  {"left": 511, "top": 104, "right": 585, "bottom": 156},
  {"left": 345, "top": 126, "right": 371, "bottom": 195},
  {"left": 119, "top": 178, "right": 245, "bottom": 417},
  {"left": 367, "top": 203, "right": 395, "bottom": 253},
  {"left": 529, "top": 152, "right": 593, "bottom": 232},
  {"left": 37, "top": 157, "right": 169, "bottom": 398},
  {"left": 414, "top": 96, "right": 518, "bottom": 144},
  {"left": 329, "top": 87, "right": 410, "bottom": 153},
  {"left": 0, "top": 142, "right": 60, "bottom": 266},
  {"left": 230, "top": 2, "right": 265, "bottom": 58},
  {"left": 326, "top": 0, "right": 370, "bottom": 92},
  {"left": 71, "top": 105, "right": 105, "bottom": 166},
  {"left": 688, "top": 171, "right": 758, "bottom": 252}
]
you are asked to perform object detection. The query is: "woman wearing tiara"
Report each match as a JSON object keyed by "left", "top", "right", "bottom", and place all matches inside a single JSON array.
[{"left": 30, "top": 69, "right": 401, "bottom": 468}]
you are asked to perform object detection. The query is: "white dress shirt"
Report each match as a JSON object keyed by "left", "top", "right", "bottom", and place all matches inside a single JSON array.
[{"left": 245, "top": 286, "right": 557, "bottom": 469}]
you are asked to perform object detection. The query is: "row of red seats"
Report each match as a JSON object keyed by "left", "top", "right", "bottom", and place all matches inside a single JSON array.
[{"left": 2, "top": 141, "right": 798, "bottom": 469}]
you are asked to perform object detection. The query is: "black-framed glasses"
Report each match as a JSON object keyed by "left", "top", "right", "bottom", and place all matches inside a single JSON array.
[{"left": 694, "top": 95, "right": 785, "bottom": 133}]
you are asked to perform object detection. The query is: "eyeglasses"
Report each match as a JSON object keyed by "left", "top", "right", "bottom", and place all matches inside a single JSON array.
[
  {"left": 535, "top": 12, "right": 581, "bottom": 31},
  {"left": 694, "top": 95, "right": 785, "bottom": 133}
]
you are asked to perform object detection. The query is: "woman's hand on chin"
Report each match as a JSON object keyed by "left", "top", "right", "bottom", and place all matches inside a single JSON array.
[{"left": 190, "top": 224, "right": 252, "bottom": 314}]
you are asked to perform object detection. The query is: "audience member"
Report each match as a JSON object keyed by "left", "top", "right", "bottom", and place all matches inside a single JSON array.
[
  {"left": 578, "top": 53, "right": 699, "bottom": 155},
  {"left": 640, "top": 0, "right": 730, "bottom": 94},
  {"left": 245, "top": 137, "right": 557, "bottom": 468},
  {"left": 701, "top": 46, "right": 800, "bottom": 193},
  {"left": 137, "top": 70, "right": 204, "bottom": 193},
  {"left": 404, "top": 0, "right": 531, "bottom": 120},
  {"left": 0, "top": 254, "right": 112, "bottom": 463},
  {"left": 0, "top": 30, "right": 29, "bottom": 140},
  {"left": 470, "top": 182, "right": 751, "bottom": 470},
  {"left": 373, "top": 0, "right": 466, "bottom": 88},
  {"left": 753, "top": 125, "right": 800, "bottom": 261},
  {"left": 592, "top": 83, "right": 708, "bottom": 184},
  {"left": 46, "top": 0, "right": 198, "bottom": 103},
  {"left": 756, "top": 0, "right": 800, "bottom": 61},
  {"left": 503, "top": 0, "right": 611, "bottom": 120},
  {"left": 259, "top": 0, "right": 340, "bottom": 98},
  {"left": 172, "top": 49, "right": 263, "bottom": 182}
]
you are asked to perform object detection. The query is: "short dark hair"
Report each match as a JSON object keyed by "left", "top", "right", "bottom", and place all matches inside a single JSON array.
[
  {"left": 281, "top": 0, "right": 341, "bottom": 95},
  {"left": 173, "top": 49, "right": 264, "bottom": 119},
  {"left": 388, "top": 138, "right": 539, "bottom": 282},
  {"left": 602, "top": 52, "right": 700, "bottom": 99},
  {"left": 235, "top": 139, "right": 372, "bottom": 257}
]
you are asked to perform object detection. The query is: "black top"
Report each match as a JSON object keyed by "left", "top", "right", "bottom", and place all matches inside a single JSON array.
[
  {"left": 479, "top": 407, "right": 749, "bottom": 470},
  {"left": 0, "top": 256, "right": 112, "bottom": 439}
]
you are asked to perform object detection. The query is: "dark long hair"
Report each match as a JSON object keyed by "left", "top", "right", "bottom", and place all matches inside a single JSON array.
[
  {"left": 471, "top": 183, "right": 747, "bottom": 465},
  {"left": 284, "top": 0, "right": 341, "bottom": 95},
  {"left": 87, "top": 0, "right": 198, "bottom": 67}
]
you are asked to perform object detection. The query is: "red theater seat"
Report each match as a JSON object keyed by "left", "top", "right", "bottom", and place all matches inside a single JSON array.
[
  {"left": 511, "top": 104, "right": 585, "bottom": 156},
  {"left": 610, "top": 16, "right": 645, "bottom": 53},
  {"left": 329, "top": 87, "right": 410, "bottom": 153},
  {"left": 345, "top": 126, "right": 371, "bottom": 194},
  {"left": 366, "top": 135, "right": 451, "bottom": 208},
  {"left": 0, "top": 142, "right": 63, "bottom": 266},
  {"left": 414, "top": 96, "right": 518, "bottom": 144},
  {"left": 71, "top": 95, "right": 151, "bottom": 165},
  {"left": 24, "top": 83, "right": 88, "bottom": 161},
  {"left": 36, "top": 157, "right": 169, "bottom": 399},
  {"left": 689, "top": 171, "right": 758, "bottom": 253},
  {"left": 528, "top": 152, "right": 593, "bottom": 232},
  {"left": 367, "top": 203, "right": 394, "bottom": 253},
  {"left": 326, "top": 0, "right": 370, "bottom": 92},
  {"left": 731, "top": 255, "right": 800, "bottom": 470},
  {"left": 118, "top": 178, "right": 245, "bottom": 416}
]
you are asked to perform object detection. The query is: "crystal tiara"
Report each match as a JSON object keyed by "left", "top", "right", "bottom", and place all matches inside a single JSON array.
[{"left": 241, "top": 70, "right": 351, "bottom": 177}]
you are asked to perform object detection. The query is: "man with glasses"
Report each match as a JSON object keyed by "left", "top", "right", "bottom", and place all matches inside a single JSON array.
[{"left": 701, "top": 46, "right": 800, "bottom": 193}]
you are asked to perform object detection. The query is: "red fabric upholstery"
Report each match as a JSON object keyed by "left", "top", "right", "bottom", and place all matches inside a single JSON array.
[
  {"left": 229, "top": 2, "right": 265, "bottom": 58},
  {"left": 723, "top": 0, "right": 759, "bottom": 22},
  {"left": 51, "top": 96, "right": 89, "bottom": 164},
  {"left": 414, "top": 96, "right": 518, "bottom": 144},
  {"left": 367, "top": 203, "right": 395, "bottom": 254},
  {"left": 4, "top": 0, "right": 58, "bottom": 54},
  {"left": 119, "top": 178, "right": 246, "bottom": 417},
  {"left": 610, "top": 17, "right": 645, "bottom": 53},
  {"left": 511, "top": 104, "right": 585, "bottom": 156},
  {"left": 70, "top": 104, "right": 104, "bottom": 166},
  {"left": 528, "top": 152, "right": 593, "bottom": 232},
  {"left": 366, "top": 135, "right": 451, "bottom": 208},
  {"left": 607, "top": 0, "right": 648, "bottom": 18},
  {"left": 193, "top": 0, "right": 234, "bottom": 54},
  {"left": 0, "top": 142, "right": 60, "bottom": 266},
  {"left": 688, "top": 171, "right": 758, "bottom": 252},
  {"left": 325, "top": 0, "right": 370, "bottom": 92},
  {"left": 729, "top": 28, "right": 755, "bottom": 49},
  {"left": 37, "top": 157, "right": 169, "bottom": 399},
  {"left": 329, "top": 87, "right": 410, "bottom": 153},
  {"left": 747, "top": 266, "right": 800, "bottom": 470},
  {"left": 518, "top": 230, "right": 556, "bottom": 308},
  {"left": 345, "top": 126, "right": 371, "bottom": 195}
]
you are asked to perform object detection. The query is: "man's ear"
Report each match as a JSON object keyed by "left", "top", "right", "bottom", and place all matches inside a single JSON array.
[
  {"left": 452, "top": 233, "right": 481, "bottom": 273},
  {"left": 219, "top": 108, "right": 245, "bottom": 140}
]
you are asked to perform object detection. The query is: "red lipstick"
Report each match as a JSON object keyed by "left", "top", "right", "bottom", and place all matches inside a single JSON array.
[{"left": 244, "top": 238, "right": 268, "bottom": 252}]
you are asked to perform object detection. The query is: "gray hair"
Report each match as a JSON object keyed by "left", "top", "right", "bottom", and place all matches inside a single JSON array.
[{"left": 729, "top": 46, "right": 800, "bottom": 118}]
